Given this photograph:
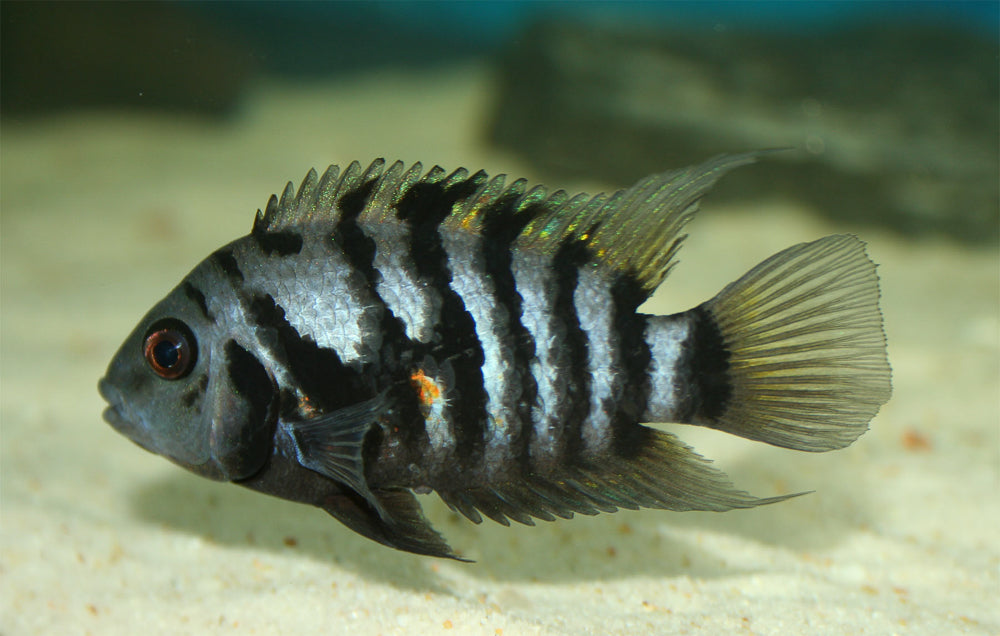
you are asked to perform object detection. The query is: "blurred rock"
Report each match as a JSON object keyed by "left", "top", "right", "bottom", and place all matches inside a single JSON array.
[
  {"left": 1, "top": 2, "right": 252, "bottom": 118},
  {"left": 489, "top": 19, "right": 998, "bottom": 243}
]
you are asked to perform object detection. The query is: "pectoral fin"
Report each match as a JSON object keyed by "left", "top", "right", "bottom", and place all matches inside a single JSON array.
[
  {"left": 285, "top": 395, "right": 465, "bottom": 559},
  {"left": 285, "top": 394, "right": 389, "bottom": 520}
]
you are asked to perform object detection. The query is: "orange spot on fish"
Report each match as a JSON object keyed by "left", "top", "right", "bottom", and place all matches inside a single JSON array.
[
  {"left": 298, "top": 394, "right": 318, "bottom": 417},
  {"left": 410, "top": 369, "right": 442, "bottom": 406}
]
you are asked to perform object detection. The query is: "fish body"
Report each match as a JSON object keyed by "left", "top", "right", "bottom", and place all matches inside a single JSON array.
[{"left": 99, "top": 154, "right": 891, "bottom": 559}]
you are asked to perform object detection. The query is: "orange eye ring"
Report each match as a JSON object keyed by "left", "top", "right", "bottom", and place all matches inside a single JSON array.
[{"left": 143, "top": 320, "right": 197, "bottom": 380}]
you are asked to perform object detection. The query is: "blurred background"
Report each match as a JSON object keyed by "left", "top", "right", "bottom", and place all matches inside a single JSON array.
[
  {"left": 3, "top": 4, "right": 998, "bottom": 633},
  {"left": 3, "top": 0, "right": 998, "bottom": 242}
]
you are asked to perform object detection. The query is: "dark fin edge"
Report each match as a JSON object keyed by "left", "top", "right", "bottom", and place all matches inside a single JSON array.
[
  {"left": 437, "top": 427, "right": 800, "bottom": 527},
  {"left": 700, "top": 234, "right": 892, "bottom": 452},
  {"left": 322, "top": 487, "right": 469, "bottom": 561}
]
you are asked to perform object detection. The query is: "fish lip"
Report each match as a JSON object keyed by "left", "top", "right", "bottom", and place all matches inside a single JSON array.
[
  {"left": 97, "top": 376, "right": 118, "bottom": 404},
  {"left": 102, "top": 404, "right": 125, "bottom": 428},
  {"left": 98, "top": 377, "right": 159, "bottom": 455},
  {"left": 98, "top": 377, "right": 128, "bottom": 428}
]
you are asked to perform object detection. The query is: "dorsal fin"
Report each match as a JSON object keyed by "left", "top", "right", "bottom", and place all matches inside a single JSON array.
[
  {"left": 515, "top": 152, "right": 765, "bottom": 295},
  {"left": 251, "top": 153, "right": 764, "bottom": 297},
  {"left": 252, "top": 160, "right": 388, "bottom": 233}
]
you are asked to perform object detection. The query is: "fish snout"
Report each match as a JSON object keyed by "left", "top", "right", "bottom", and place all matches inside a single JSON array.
[{"left": 98, "top": 377, "right": 129, "bottom": 429}]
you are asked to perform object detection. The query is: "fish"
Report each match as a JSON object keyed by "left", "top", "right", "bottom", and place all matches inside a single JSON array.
[{"left": 98, "top": 153, "right": 891, "bottom": 560}]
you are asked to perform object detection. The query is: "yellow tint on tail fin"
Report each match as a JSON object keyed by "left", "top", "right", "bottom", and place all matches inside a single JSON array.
[{"left": 701, "top": 234, "right": 892, "bottom": 451}]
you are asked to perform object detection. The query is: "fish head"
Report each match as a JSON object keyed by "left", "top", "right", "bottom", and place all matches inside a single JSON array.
[{"left": 99, "top": 258, "right": 278, "bottom": 482}]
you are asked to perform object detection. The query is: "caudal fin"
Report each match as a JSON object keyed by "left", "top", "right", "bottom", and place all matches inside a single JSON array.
[{"left": 698, "top": 234, "right": 892, "bottom": 451}]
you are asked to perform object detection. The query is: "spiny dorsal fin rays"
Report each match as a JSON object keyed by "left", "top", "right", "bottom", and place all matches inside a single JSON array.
[
  {"left": 251, "top": 154, "right": 763, "bottom": 295},
  {"left": 449, "top": 173, "right": 501, "bottom": 231},
  {"left": 312, "top": 164, "right": 343, "bottom": 217},
  {"left": 254, "top": 160, "right": 384, "bottom": 232},
  {"left": 515, "top": 189, "right": 606, "bottom": 252},
  {"left": 439, "top": 170, "right": 498, "bottom": 233},
  {"left": 363, "top": 160, "right": 422, "bottom": 223},
  {"left": 441, "top": 173, "right": 539, "bottom": 234},
  {"left": 572, "top": 152, "right": 765, "bottom": 295}
]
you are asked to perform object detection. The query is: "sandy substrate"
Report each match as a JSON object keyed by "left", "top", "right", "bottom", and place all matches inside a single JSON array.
[{"left": 2, "top": 65, "right": 997, "bottom": 635}]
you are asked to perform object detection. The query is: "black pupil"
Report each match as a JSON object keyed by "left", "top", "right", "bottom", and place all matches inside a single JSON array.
[
  {"left": 144, "top": 320, "right": 196, "bottom": 380},
  {"left": 153, "top": 337, "right": 181, "bottom": 368}
]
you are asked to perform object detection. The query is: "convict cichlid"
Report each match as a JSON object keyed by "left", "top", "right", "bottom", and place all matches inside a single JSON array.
[{"left": 99, "top": 153, "right": 891, "bottom": 559}]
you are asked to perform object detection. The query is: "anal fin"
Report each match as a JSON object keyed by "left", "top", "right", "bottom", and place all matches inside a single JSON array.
[
  {"left": 438, "top": 427, "right": 799, "bottom": 527},
  {"left": 321, "top": 487, "right": 467, "bottom": 561}
]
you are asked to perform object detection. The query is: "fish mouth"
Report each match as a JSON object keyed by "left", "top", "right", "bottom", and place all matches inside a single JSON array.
[
  {"left": 98, "top": 377, "right": 160, "bottom": 455},
  {"left": 97, "top": 376, "right": 117, "bottom": 403},
  {"left": 102, "top": 404, "right": 126, "bottom": 429},
  {"left": 98, "top": 377, "right": 129, "bottom": 429}
]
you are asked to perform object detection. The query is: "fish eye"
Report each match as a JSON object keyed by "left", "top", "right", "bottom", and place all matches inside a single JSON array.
[{"left": 143, "top": 319, "right": 197, "bottom": 380}]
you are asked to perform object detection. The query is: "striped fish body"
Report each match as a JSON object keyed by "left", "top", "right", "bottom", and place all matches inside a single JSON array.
[{"left": 99, "top": 154, "right": 891, "bottom": 559}]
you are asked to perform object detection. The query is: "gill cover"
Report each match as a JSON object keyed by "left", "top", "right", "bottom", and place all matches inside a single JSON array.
[{"left": 205, "top": 339, "right": 278, "bottom": 481}]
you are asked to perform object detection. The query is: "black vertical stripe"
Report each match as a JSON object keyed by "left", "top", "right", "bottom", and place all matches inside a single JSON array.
[
  {"left": 331, "top": 173, "right": 430, "bottom": 472},
  {"left": 336, "top": 171, "right": 380, "bottom": 223},
  {"left": 685, "top": 305, "right": 732, "bottom": 422},
  {"left": 225, "top": 339, "right": 275, "bottom": 423},
  {"left": 609, "top": 274, "right": 654, "bottom": 458},
  {"left": 250, "top": 228, "right": 304, "bottom": 256},
  {"left": 395, "top": 169, "right": 491, "bottom": 473},
  {"left": 211, "top": 247, "right": 244, "bottom": 282},
  {"left": 183, "top": 282, "right": 214, "bottom": 322},
  {"left": 481, "top": 195, "right": 544, "bottom": 474},
  {"left": 218, "top": 339, "right": 278, "bottom": 481},
  {"left": 549, "top": 239, "right": 594, "bottom": 465},
  {"left": 247, "top": 292, "right": 368, "bottom": 416}
]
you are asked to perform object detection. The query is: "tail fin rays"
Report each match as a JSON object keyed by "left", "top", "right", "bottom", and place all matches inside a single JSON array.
[{"left": 701, "top": 234, "right": 892, "bottom": 452}]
